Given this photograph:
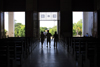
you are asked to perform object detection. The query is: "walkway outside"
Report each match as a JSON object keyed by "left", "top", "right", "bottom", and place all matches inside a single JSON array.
[{"left": 22, "top": 39, "right": 75, "bottom": 67}]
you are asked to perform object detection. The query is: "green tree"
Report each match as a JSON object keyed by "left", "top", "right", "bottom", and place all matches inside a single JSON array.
[
  {"left": 73, "top": 24, "right": 76, "bottom": 36},
  {"left": 49, "top": 26, "right": 57, "bottom": 35},
  {"left": 40, "top": 26, "right": 57, "bottom": 36},
  {"left": 19, "top": 25, "right": 25, "bottom": 37},
  {"left": 4, "top": 29, "right": 7, "bottom": 37},
  {"left": 40, "top": 27, "right": 47, "bottom": 33},
  {"left": 15, "top": 23, "right": 22, "bottom": 28},
  {"left": 73, "top": 19, "right": 82, "bottom": 36},
  {"left": 14, "top": 23, "right": 25, "bottom": 37}
]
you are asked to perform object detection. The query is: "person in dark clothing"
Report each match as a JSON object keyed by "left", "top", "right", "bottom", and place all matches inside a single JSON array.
[
  {"left": 53, "top": 32, "right": 58, "bottom": 48},
  {"left": 40, "top": 31, "right": 45, "bottom": 48},
  {"left": 46, "top": 30, "right": 52, "bottom": 48}
]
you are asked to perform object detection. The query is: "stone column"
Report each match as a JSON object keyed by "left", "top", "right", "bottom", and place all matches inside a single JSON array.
[
  {"left": 0, "top": 0, "right": 4, "bottom": 39},
  {"left": 8, "top": 12, "right": 14, "bottom": 37},
  {"left": 60, "top": 0, "right": 72, "bottom": 53},
  {"left": 25, "top": 0, "right": 38, "bottom": 38},
  {"left": 83, "top": 12, "right": 93, "bottom": 36},
  {"left": 60, "top": 0, "right": 72, "bottom": 38},
  {"left": 83, "top": 12, "right": 89, "bottom": 36},
  {"left": 93, "top": 12, "right": 97, "bottom": 37},
  {"left": 0, "top": 11, "right": 4, "bottom": 39},
  {"left": 25, "top": 11, "right": 33, "bottom": 37}
]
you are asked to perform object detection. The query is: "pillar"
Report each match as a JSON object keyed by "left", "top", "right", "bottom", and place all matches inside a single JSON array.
[
  {"left": 93, "top": 12, "right": 97, "bottom": 37},
  {"left": 57, "top": 12, "right": 60, "bottom": 39},
  {"left": 83, "top": 12, "right": 93, "bottom": 36},
  {"left": 83, "top": 12, "right": 89, "bottom": 36},
  {"left": 60, "top": 0, "right": 72, "bottom": 53},
  {"left": 60, "top": 0, "right": 72, "bottom": 38},
  {"left": 8, "top": 12, "right": 14, "bottom": 37},
  {"left": 25, "top": 0, "right": 38, "bottom": 38},
  {"left": 0, "top": 11, "right": 4, "bottom": 38},
  {"left": 0, "top": 0, "right": 4, "bottom": 39}
]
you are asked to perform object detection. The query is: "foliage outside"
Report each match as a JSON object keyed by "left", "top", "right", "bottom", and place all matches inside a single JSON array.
[
  {"left": 5, "top": 19, "right": 82, "bottom": 37},
  {"left": 73, "top": 19, "right": 82, "bottom": 37},
  {"left": 4, "top": 29, "right": 7, "bottom": 37},
  {"left": 40, "top": 27, "right": 47, "bottom": 33},
  {"left": 14, "top": 23, "right": 25, "bottom": 37},
  {"left": 5, "top": 22, "right": 57, "bottom": 37},
  {"left": 40, "top": 26, "right": 57, "bottom": 36}
]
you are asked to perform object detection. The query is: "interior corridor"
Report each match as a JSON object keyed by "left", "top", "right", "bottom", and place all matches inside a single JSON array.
[{"left": 22, "top": 39, "right": 75, "bottom": 67}]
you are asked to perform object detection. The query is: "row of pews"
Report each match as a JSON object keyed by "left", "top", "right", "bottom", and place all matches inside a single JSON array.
[
  {"left": 0, "top": 37, "right": 38, "bottom": 67},
  {"left": 63, "top": 37, "right": 100, "bottom": 67}
]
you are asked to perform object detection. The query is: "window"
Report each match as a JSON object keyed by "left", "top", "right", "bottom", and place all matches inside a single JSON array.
[
  {"left": 39, "top": 12, "right": 57, "bottom": 20},
  {"left": 53, "top": 14, "right": 56, "bottom": 18},
  {"left": 41, "top": 14, "right": 45, "bottom": 18},
  {"left": 48, "top": 15, "right": 50, "bottom": 17}
]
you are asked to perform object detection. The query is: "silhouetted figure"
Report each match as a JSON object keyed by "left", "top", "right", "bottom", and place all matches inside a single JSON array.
[
  {"left": 46, "top": 30, "right": 52, "bottom": 48},
  {"left": 53, "top": 32, "right": 58, "bottom": 48},
  {"left": 40, "top": 31, "right": 45, "bottom": 48},
  {"left": 85, "top": 33, "right": 89, "bottom": 37}
]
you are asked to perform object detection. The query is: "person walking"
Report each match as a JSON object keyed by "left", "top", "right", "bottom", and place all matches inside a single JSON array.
[
  {"left": 53, "top": 31, "right": 58, "bottom": 48},
  {"left": 40, "top": 31, "right": 45, "bottom": 48},
  {"left": 46, "top": 30, "right": 52, "bottom": 48}
]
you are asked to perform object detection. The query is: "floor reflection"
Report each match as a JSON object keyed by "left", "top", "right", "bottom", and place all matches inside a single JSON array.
[{"left": 22, "top": 39, "right": 74, "bottom": 67}]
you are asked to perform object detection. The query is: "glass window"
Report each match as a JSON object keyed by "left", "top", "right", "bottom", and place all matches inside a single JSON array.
[
  {"left": 41, "top": 14, "right": 45, "bottom": 18},
  {"left": 53, "top": 14, "right": 56, "bottom": 18},
  {"left": 48, "top": 15, "right": 50, "bottom": 17},
  {"left": 39, "top": 12, "right": 57, "bottom": 20}
]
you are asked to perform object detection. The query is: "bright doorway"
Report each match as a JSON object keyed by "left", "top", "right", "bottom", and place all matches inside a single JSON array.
[{"left": 39, "top": 12, "right": 59, "bottom": 39}]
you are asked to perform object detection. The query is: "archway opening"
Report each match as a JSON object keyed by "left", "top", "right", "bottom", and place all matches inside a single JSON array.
[{"left": 39, "top": 12, "right": 58, "bottom": 39}]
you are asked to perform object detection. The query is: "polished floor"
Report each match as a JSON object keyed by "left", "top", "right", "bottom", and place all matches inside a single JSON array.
[{"left": 22, "top": 39, "right": 76, "bottom": 67}]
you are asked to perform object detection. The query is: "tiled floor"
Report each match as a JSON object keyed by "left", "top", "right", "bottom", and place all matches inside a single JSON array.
[{"left": 22, "top": 39, "right": 76, "bottom": 67}]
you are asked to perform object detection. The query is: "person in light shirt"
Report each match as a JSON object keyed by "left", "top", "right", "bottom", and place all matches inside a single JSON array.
[{"left": 43, "top": 31, "right": 46, "bottom": 40}]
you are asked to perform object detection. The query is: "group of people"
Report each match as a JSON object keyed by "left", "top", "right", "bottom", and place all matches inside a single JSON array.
[{"left": 40, "top": 30, "right": 58, "bottom": 48}]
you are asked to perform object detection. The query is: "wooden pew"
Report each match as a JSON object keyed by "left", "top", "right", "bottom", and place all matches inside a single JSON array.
[
  {"left": 69, "top": 37, "right": 98, "bottom": 67},
  {"left": 0, "top": 39, "right": 16, "bottom": 67},
  {"left": 0, "top": 39, "right": 9, "bottom": 67},
  {"left": 96, "top": 40, "right": 100, "bottom": 67},
  {"left": 70, "top": 37, "right": 95, "bottom": 59},
  {"left": 8, "top": 37, "right": 27, "bottom": 58},
  {"left": 0, "top": 37, "right": 38, "bottom": 67},
  {"left": 3, "top": 38, "right": 24, "bottom": 67},
  {"left": 8, "top": 37, "right": 33, "bottom": 57},
  {"left": 79, "top": 39, "right": 97, "bottom": 67},
  {"left": 2, "top": 37, "right": 27, "bottom": 67}
]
